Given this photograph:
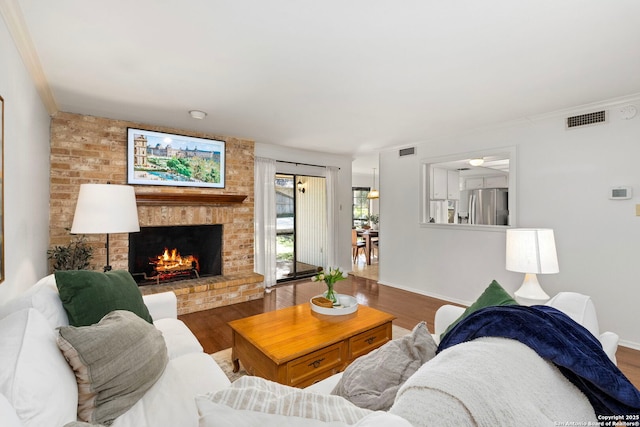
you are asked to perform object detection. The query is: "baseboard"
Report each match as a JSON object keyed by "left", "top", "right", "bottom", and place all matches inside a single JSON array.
[
  {"left": 377, "top": 279, "right": 471, "bottom": 307},
  {"left": 619, "top": 339, "right": 640, "bottom": 351}
]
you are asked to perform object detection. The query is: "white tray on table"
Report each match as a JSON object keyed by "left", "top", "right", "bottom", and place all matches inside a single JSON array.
[{"left": 310, "top": 294, "right": 358, "bottom": 315}]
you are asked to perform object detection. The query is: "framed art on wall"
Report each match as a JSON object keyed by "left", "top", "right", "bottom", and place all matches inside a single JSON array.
[{"left": 127, "top": 128, "right": 225, "bottom": 188}]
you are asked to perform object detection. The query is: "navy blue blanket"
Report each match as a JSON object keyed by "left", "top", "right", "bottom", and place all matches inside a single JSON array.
[{"left": 438, "top": 305, "right": 640, "bottom": 417}]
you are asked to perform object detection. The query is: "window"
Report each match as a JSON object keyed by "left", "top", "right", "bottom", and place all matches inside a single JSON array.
[
  {"left": 352, "top": 187, "right": 370, "bottom": 228},
  {"left": 419, "top": 146, "right": 517, "bottom": 229}
]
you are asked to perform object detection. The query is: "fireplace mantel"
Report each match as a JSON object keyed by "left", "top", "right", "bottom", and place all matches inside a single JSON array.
[{"left": 135, "top": 192, "right": 247, "bottom": 206}]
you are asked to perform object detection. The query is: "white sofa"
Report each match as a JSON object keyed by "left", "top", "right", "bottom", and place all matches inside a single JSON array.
[
  {"left": 308, "top": 291, "right": 619, "bottom": 396},
  {"left": 0, "top": 274, "right": 232, "bottom": 427},
  {"left": 0, "top": 274, "right": 620, "bottom": 427},
  {"left": 0, "top": 273, "right": 413, "bottom": 427}
]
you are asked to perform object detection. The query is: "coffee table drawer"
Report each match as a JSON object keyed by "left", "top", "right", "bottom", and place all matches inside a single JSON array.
[
  {"left": 349, "top": 323, "right": 392, "bottom": 359},
  {"left": 287, "top": 342, "right": 345, "bottom": 387}
]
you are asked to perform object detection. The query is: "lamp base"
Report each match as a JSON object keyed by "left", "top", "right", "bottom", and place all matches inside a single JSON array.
[
  {"left": 104, "top": 233, "right": 112, "bottom": 273},
  {"left": 514, "top": 273, "right": 550, "bottom": 306}
]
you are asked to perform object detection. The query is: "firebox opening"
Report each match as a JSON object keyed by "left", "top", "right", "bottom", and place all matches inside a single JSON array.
[{"left": 129, "top": 225, "right": 222, "bottom": 285}]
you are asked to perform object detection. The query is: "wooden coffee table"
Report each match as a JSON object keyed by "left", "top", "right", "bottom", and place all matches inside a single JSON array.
[{"left": 228, "top": 303, "right": 396, "bottom": 388}]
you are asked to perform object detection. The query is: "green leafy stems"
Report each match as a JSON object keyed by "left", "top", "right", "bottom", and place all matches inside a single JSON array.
[{"left": 311, "top": 266, "right": 348, "bottom": 304}]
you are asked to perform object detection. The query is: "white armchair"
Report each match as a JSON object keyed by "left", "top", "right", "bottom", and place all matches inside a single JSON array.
[
  {"left": 433, "top": 291, "right": 619, "bottom": 365},
  {"left": 545, "top": 292, "right": 619, "bottom": 364},
  {"left": 433, "top": 304, "right": 466, "bottom": 342}
]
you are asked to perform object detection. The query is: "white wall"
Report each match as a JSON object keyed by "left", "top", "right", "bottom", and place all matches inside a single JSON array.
[
  {"left": 379, "top": 96, "right": 640, "bottom": 349},
  {"left": 255, "top": 143, "right": 353, "bottom": 273},
  {"left": 351, "top": 172, "right": 372, "bottom": 188},
  {"left": 0, "top": 18, "right": 51, "bottom": 302}
]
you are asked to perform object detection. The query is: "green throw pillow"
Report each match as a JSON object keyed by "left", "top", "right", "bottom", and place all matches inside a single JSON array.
[
  {"left": 441, "top": 279, "right": 518, "bottom": 340},
  {"left": 55, "top": 270, "right": 152, "bottom": 327}
]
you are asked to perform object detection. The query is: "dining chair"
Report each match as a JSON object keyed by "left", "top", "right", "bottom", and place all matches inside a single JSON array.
[
  {"left": 371, "top": 236, "right": 379, "bottom": 261},
  {"left": 365, "top": 231, "right": 378, "bottom": 261},
  {"left": 352, "top": 229, "right": 366, "bottom": 262}
]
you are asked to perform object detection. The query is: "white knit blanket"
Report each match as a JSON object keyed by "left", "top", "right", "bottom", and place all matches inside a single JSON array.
[{"left": 389, "top": 337, "right": 598, "bottom": 427}]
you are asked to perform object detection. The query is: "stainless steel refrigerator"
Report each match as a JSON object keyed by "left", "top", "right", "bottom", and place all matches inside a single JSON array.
[{"left": 465, "top": 188, "right": 509, "bottom": 225}]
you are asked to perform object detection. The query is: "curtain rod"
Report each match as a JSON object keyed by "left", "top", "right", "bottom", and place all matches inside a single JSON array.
[{"left": 276, "top": 160, "right": 340, "bottom": 170}]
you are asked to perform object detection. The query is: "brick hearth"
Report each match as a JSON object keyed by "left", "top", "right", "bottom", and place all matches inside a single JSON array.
[
  {"left": 49, "top": 112, "right": 264, "bottom": 312},
  {"left": 139, "top": 272, "right": 264, "bottom": 315}
]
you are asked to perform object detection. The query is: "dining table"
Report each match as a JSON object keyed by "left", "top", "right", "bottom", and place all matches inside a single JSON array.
[{"left": 357, "top": 229, "right": 379, "bottom": 265}]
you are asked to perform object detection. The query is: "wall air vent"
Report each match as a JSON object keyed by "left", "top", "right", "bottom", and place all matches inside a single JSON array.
[
  {"left": 399, "top": 147, "right": 416, "bottom": 157},
  {"left": 566, "top": 110, "right": 606, "bottom": 129}
]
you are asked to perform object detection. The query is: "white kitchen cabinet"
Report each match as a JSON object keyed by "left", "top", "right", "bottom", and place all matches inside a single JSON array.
[
  {"left": 464, "top": 177, "right": 484, "bottom": 189},
  {"left": 463, "top": 175, "right": 508, "bottom": 189},
  {"left": 431, "top": 167, "right": 448, "bottom": 199},
  {"left": 431, "top": 167, "right": 460, "bottom": 200},
  {"left": 484, "top": 175, "right": 508, "bottom": 188},
  {"left": 447, "top": 170, "right": 460, "bottom": 200}
]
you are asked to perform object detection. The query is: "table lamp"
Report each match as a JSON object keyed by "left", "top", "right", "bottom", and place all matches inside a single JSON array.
[
  {"left": 71, "top": 183, "right": 140, "bottom": 272},
  {"left": 505, "top": 228, "right": 559, "bottom": 305}
]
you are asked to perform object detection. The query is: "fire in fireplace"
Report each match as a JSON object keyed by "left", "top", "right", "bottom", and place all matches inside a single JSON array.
[
  {"left": 151, "top": 247, "right": 199, "bottom": 279},
  {"left": 129, "top": 225, "right": 222, "bottom": 285}
]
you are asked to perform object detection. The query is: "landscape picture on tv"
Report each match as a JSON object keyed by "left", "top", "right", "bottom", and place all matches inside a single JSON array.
[{"left": 127, "top": 128, "right": 225, "bottom": 188}]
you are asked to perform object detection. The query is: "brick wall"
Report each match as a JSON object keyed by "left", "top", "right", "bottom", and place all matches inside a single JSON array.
[{"left": 49, "top": 112, "right": 263, "bottom": 313}]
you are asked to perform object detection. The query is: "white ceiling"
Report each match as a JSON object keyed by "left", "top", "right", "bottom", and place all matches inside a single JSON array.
[
  {"left": 7, "top": 0, "right": 640, "bottom": 169},
  {"left": 433, "top": 155, "right": 510, "bottom": 178}
]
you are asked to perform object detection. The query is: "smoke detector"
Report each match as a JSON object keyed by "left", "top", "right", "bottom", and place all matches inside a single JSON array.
[{"left": 189, "top": 110, "right": 207, "bottom": 120}]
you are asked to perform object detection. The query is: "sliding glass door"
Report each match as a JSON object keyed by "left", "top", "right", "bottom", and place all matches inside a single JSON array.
[{"left": 275, "top": 173, "right": 327, "bottom": 282}]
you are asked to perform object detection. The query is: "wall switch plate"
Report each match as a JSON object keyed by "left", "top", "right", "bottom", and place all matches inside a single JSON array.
[{"left": 636, "top": 205, "right": 640, "bottom": 216}]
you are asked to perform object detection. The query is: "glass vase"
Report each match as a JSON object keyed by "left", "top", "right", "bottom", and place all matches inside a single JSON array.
[{"left": 324, "top": 281, "right": 338, "bottom": 305}]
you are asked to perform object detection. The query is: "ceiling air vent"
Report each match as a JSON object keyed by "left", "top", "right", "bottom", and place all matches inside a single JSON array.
[
  {"left": 399, "top": 147, "right": 416, "bottom": 157},
  {"left": 566, "top": 110, "right": 606, "bottom": 129}
]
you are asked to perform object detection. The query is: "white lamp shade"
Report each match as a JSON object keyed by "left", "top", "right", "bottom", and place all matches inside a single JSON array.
[
  {"left": 505, "top": 228, "right": 559, "bottom": 274},
  {"left": 71, "top": 184, "right": 140, "bottom": 234},
  {"left": 367, "top": 189, "right": 380, "bottom": 199}
]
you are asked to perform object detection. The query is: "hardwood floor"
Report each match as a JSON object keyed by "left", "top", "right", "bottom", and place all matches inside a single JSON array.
[{"left": 179, "top": 274, "right": 640, "bottom": 389}]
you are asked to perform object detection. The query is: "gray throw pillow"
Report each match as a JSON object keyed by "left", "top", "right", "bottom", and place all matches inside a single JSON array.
[
  {"left": 331, "top": 321, "right": 437, "bottom": 411},
  {"left": 58, "top": 310, "right": 168, "bottom": 425}
]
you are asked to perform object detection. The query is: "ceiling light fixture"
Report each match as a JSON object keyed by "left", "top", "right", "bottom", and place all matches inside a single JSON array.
[
  {"left": 469, "top": 158, "right": 484, "bottom": 166},
  {"left": 367, "top": 168, "right": 380, "bottom": 199},
  {"left": 189, "top": 110, "right": 207, "bottom": 120}
]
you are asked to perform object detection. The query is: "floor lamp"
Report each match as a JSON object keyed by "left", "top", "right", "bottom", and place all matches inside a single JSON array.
[
  {"left": 71, "top": 183, "right": 140, "bottom": 272},
  {"left": 505, "top": 228, "right": 559, "bottom": 306}
]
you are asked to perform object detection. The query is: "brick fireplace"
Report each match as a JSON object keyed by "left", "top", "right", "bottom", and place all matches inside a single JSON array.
[
  {"left": 49, "top": 112, "right": 264, "bottom": 314},
  {"left": 129, "top": 224, "right": 223, "bottom": 284}
]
